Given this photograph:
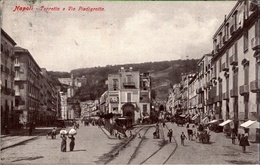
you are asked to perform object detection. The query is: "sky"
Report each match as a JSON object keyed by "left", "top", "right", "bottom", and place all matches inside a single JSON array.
[{"left": 2, "top": 0, "right": 237, "bottom": 72}]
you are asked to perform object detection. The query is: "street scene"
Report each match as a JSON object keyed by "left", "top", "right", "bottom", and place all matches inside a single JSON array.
[{"left": 1, "top": 0, "right": 260, "bottom": 164}]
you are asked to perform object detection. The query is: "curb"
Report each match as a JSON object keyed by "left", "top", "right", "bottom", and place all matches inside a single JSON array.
[
  {"left": 100, "top": 127, "right": 117, "bottom": 140},
  {"left": 1, "top": 136, "right": 38, "bottom": 151}
]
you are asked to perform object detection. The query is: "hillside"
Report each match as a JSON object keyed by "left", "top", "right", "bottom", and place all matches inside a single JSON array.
[{"left": 49, "top": 59, "right": 199, "bottom": 101}]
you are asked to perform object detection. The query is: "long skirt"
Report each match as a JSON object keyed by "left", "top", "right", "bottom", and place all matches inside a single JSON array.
[
  {"left": 61, "top": 140, "right": 66, "bottom": 152},
  {"left": 70, "top": 141, "right": 75, "bottom": 151}
]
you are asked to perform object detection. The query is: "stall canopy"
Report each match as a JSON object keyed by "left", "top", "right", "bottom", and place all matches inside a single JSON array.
[
  {"left": 240, "top": 120, "right": 259, "bottom": 128},
  {"left": 219, "top": 119, "right": 232, "bottom": 126},
  {"left": 208, "top": 119, "right": 218, "bottom": 124}
]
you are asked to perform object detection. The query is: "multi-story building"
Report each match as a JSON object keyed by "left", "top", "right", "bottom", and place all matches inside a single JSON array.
[
  {"left": 106, "top": 67, "right": 152, "bottom": 125},
  {"left": 13, "top": 47, "right": 41, "bottom": 125},
  {"left": 1, "top": 29, "right": 17, "bottom": 131},
  {"left": 41, "top": 68, "right": 60, "bottom": 124},
  {"left": 210, "top": 0, "right": 259, "bottom": 141},
  {"left": 196, "top": 54, "right": 213, "bottom": 122},
  {"left": 166, "top": 1, "right": 259, "bottom": 141}
]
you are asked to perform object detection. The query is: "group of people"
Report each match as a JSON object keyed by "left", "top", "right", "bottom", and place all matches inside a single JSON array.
[{"left": 60, "top": 134, "right": 75, "bottom": 152}]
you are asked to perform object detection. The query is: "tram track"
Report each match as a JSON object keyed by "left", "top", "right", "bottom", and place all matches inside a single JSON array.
[{"left": 106, "top": 123, "right": 178, "bottom": 165}]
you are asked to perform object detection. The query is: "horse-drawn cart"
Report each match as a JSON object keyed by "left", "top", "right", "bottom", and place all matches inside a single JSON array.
[
  {"left": 195, "top": 124, "right": 210, "bottom": 143},
  {"left": 195, "top": 130, "right": 210, "bottom": 143}
]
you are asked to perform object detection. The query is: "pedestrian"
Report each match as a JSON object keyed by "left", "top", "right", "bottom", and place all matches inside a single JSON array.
[
  {"left": 192, "top": 125, "right": 196, "bottom": 140},
  {"left": 162, "top": 121, "right": 166, "bottom": 128},
  {"left": 186, "top": 124, "right": 192, "bottom": 140},
  {"left": 29, "top": 122, "right": 33, "bottom": 136},
  {"left": 167, "top": 129, "right": 173, "bottom": 142},
  {"left": 180, "top": 132, "right": 187, "bottom": 146},
  {"left": 239, "top": 134, "right": 250, "bottom": 153},
  {"left": 60, "top": 134, "right": 67, "bottom": 152},
  {"left": 231, "top": 129, "right": 236, "bottom": 145},
  {"left": 68, "top": 135, "right": 75, "bottom": 151},
  {"left": 51, "top": 127, "right": 57, "bottom": 139}
]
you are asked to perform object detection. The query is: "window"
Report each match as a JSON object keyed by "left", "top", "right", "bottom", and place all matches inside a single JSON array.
[
  {"left": 143, "top": 104, "right": 147, "bottom": 115},
  {"left": 226, "top": 50, "right": 229, "bottom": 66},
  {"left": 127, "top": 93, "right": 131, "bottom": 102},
  {"left": 244, "top": 65, "right": 249, "bottom": 85},
  {"left": 113, "top": 79, "right": 118, "bottom": 90},
  {"left": 225, "top": 23, "right": 229, "bottom": 39},
  {"left": 126, "top": 75, "right": 133, "bottom": 83},
  {"left": 5, "top": 79, "right": 7, "bottom": 90},
  {"left": 243, "top": 31, "right": 248, "bottom": 52}
]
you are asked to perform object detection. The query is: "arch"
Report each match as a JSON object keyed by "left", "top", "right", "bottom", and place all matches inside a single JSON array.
[{"left": 122, "top": 103, "right": 135, "bottom": 124}]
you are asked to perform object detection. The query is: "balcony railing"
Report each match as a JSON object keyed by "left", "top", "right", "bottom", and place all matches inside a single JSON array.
[
  {"left": 14, "top": 63, "right": 21, "bottom": 67},
  {"left": 250, "top": 80, "right": 259, "bottom": 93},
  {"left": 123, "top": 82, "right": 135, "bottom": 88},
  {"left": 251, "top": 37, "right": 260, "bottom": 50},
  {"left": 230, "top": 54, "right": 238, "bottom": 65},
  {"left": 230, "top": 88, "right": 238, "bottom": 97},
  {"left": 239, "top": 84, "right": 249, "bottom": 96}
]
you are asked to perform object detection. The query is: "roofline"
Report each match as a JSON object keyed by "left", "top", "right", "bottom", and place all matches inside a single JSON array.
[
  {"left": 14, "top": 46, "right": 41, "bottom": 71},
  {"left": 213, "top": 1, "right": 240, "bottom": 38},
  {"left": 1, "top": 29, "right": 16, "bottom": 45}
]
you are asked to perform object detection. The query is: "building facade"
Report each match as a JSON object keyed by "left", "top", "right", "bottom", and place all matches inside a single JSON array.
[
  {"left": 106, "top": 67, "right": 152, "bottom": 124},
  {"left": 14, "top": 47, "right": 41, "bottom": 125},
  {"left": 1, "top": 29, "right": 17, "bottom": 131},
  {"left": 168, "top": 1, "right": 259, "bottom": 141}
]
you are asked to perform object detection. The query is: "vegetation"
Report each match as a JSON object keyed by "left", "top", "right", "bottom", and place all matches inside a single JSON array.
[{"left": 49, "top": 59, "right": 199, "bottom": 101}]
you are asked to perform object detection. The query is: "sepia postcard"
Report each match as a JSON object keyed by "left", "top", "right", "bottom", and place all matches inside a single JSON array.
[{"left": 1, "top": 0, "right": 259, "bottom": 164}]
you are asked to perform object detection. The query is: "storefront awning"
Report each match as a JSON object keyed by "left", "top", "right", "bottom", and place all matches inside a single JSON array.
[
  {"left": 219, "top": 119, "right": 232, "bottom": 126},
  {"left": 240, "top": 120, "right": 259, "bottom": 128},
  {"left": 191, "top": 114, "right": 199, "bottom": 120},
  {"left": 208, "top": 119, "right": 218, "bottom": 124}
]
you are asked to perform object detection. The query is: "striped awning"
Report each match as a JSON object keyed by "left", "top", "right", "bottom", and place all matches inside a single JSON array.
[
  {"left": 219, "top": 119, "right": 232, "bottom": 126},
  {"left": 240, "top": 120, "right": 259, "bottom": 128},
  {"left": 208, "top": 119, "right": 218, "bottom": 124}
]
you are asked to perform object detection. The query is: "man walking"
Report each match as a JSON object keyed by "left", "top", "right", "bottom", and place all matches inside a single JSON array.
[{"left": 167, "top": 129, "right": 173, "bottom": 142}]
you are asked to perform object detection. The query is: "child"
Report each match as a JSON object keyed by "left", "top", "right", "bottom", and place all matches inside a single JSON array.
[{"left": 180, "top": 132, "right": 187, "bottom": 146}]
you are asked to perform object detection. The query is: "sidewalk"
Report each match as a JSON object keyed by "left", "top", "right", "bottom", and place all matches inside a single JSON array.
[{"left": 1, "top": 127, "right": 62, "bottom": 151}]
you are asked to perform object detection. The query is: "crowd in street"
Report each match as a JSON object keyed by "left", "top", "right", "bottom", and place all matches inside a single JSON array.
[{"left": 165, "top": 121, "right": 251, "bottom": 153}]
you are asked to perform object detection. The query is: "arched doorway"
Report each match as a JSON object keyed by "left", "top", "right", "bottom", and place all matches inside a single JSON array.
[{"left": 122, "top": 103, "right": 135, "bottom": 124}]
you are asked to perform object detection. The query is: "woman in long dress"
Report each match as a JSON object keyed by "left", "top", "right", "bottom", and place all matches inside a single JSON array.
[
  {"left": 68, "top": 135, "right": 75, "bottom": 151},
  {"left": 60, "top": 134, "right": 67, "bottom": 152}
]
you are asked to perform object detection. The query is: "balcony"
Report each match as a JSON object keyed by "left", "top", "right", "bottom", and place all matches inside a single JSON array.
[
  {"left": 14, "top": 76, "right": 21, "bottom": 81},
  {"left": 222, "top": 92, "right": 229, "bottom": 100},
  {"left": 14, "top": 63, "right": 21, "bottom": 67},
  {"left": 230, "top": 54, "right": 238, "bottom": 65},
  {"left": 251, "top": 37, "right": 260, "bottom": 50},
  {"left": 239, "top": 85, "right": 249, "bottom": 96},
  {"left": 250, "top": 80, "right": 259, "bottom": 93},
  {"left": 230, "top": 88, "right": 238, "bottom": 97},
  {"left": 123, "top": 82, "right": 135, "bottom": 88}
]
